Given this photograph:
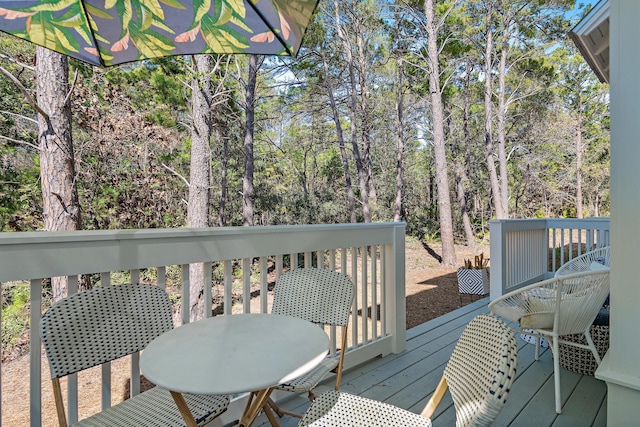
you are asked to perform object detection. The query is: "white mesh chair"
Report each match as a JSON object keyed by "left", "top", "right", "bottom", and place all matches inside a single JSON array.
[
  {"left": 263, "top": 268, "right": 355, "bottom": 423},
  {"left": 489, "top": 269, "right": 610, "bottom": 414},
  {"left": 41, "top": 283, "right": 230, "bottom": 426},
  {"left": 554, "top": 246, "right": 610, "bottom": 277},
  {"left": 298, "top": 314, "right": 518, "bottom": 427}
]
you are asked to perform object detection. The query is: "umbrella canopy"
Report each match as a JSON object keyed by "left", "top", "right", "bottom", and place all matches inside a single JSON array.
[{"left": 0, "top": 0, "right": 319, "bottom": 67}]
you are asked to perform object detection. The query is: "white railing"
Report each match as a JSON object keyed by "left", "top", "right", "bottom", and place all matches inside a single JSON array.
[
  {"left": 489, "top": 217, "right": 610, "bottom": 299},
  {"left": 0, "top": 222, "right": 406, "bottom": 427}
]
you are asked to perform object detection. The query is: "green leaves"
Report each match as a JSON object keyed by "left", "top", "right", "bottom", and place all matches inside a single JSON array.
[{"left": 0, "top": 0, "right": 318, "bottom": 66}]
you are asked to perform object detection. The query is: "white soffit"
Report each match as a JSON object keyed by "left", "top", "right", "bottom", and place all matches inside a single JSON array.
[{"left": 569, "top": 0, "right": 610, "bottom": 84}]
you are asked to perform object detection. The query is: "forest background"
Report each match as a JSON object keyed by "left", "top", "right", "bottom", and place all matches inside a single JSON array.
[{"left": 0, "top": 1, "right": 609, "bottom": 339}]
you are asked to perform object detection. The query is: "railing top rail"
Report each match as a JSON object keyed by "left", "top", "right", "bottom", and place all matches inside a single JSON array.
[
  {"left": 0, "top": 222, "right": 406, "bottom": 244},
  {"left": 490, "top": 217, "right": 610, "bottom": 231},
  {"left": 0, "top": 223, "right": 406, "bottom": 282},
  {"left": 544, "top": 217, "right": 611, "bottom": 228}
]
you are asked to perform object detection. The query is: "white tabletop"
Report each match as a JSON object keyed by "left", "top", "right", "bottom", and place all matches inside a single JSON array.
[{"left": 140, "top": 313, "right": 329, "bottom": 395}]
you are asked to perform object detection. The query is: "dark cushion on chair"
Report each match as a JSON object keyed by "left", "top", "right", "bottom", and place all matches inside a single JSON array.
[{"left": 593, "top": 306, "right": 610, "bottom": 327}]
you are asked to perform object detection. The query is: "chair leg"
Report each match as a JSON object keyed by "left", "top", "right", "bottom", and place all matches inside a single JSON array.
[
  {"left": 551, "top": 337, "right": 562, "bottom": 414},
  {"left": 584, "top": 330, "right": 602, "bottom": 365}
]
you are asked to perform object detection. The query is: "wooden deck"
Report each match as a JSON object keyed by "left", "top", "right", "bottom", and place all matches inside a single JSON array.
[{"left": 251, "top": 298, "right": 607, "bottom": 427}]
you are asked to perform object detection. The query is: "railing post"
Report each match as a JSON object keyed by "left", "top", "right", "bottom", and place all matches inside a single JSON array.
[
  {"left": 385, "top": 224, "right": 406, "bottom": 354},
  {"left": 489, "top": 220, "right": 505, "bottom": 301}
]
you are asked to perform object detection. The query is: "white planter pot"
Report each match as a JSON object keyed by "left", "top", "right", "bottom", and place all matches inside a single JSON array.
[{"left": 457, "top": 268, "right": 490, "bottom": 295}]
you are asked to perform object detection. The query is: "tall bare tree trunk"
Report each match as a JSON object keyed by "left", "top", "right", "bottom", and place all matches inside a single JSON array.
[
  {"left": 36, "top": 47, "right": 84, "bottom": 301},
  {"left": 356, "top": 25, "right": 377, "bottom": 208},
  {"left": 425, "top": 0, "right": 456, "bottom": 266},
  {"left": 496, "top": 30, "right": 511, "bottom": 218},
  {"left": 187, "top": 54, "right": 213, "bottom": 322},
  {"left": 575, "top": 99, "right": 584, "bottom": 218},
  {"left": 243, "top": 54, "right": 258, "bottom": 226},
  {"left": 482, "top": 1, "right": 504, "bottom": 219},
  {"left": 456, "top": 58, "right": 475, "bottom": 246},
  {"left": 334, "top": 0, "right": 370, "bottom": 223},
  {"left": 321, "top": 49, "right": 356, "bottom": 223},
  {"left": 393, "top": 57, "right": 405, "bottom": 223},
  {"left": 217, "top": 119, "right": 229, "bottom": 226}
]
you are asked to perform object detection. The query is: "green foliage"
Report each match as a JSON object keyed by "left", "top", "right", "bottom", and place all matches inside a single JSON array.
[
  {"left": 0, "top": 2, "right": 609, "bottom": 237},
  {"left": 2, "top": 283, "right": 31, "bottom": 355}
]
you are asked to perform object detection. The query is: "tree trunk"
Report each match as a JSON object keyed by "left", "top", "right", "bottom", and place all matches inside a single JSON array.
[
  {"left": 217, "top": 119, "right": 229, "bottom": 226},
  {"left": 243, "top": 54, "right": 258, "bottom": 227},
  {"left": 482, "top": 1, "right": 504, "bottom": 219},
  {"left": 187, "top": 54, "right": 213, "bottom": 322},
  {"left": 425, "top": 0, "right": 456, "bottom": 266},
  {"left": 575, "top": 100, "right": 584, "bottom": 218},
  {"left": 321, "top": 48, "right": 356, "bottom": 223},
  {"left": 496, "top": 30, "right": 511, "bottom": 218},
  {"left": 35, "top": 47, "right": 84, "bottom": 301},
  {"left": 393, "top": 57, "right": 405, "bottom": 223},
  {"left": 356, "top": 24, "right": 377, "bottom": 208},
  {"left": 334, "top": 0, "right": 370, "bottom": 223},
  {"left": 457, "top": 58, "right": 475, "bottom": 246}
]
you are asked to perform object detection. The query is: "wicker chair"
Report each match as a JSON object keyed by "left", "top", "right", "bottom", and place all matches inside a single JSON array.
[
  {"left": 554, "top": 246, "right": 610, "bottom": 277},
  {"left": 489, "top": 269, "right": 610, "bottom": 414},
  {"left": 41, "top": 283, "right": 230, "bottom": 426},
  {"left": 262, "top": 268, "right": 355, "bottom": 424},
  {"left": 298, "top": 314, "right": 518, "bottom": 427}
]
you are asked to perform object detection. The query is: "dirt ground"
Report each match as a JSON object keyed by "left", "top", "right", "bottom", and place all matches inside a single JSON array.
[
  {"left": 1, "top": 239, "right": 490, "bottom": 426},
  {"left": 404, "top": 240, "right": 490, "bottom": 329}
]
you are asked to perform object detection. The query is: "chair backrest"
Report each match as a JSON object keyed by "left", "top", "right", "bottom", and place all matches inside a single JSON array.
[
  {"left": 272, "top": 268, "right": 355, "bottom": 327},
  {"left": 443, "top": 314, "right": 518, "bottom": 427},
  {"left": 41, "top": 283, "right": 174, "bottom": 379},
  {"left": 555, "top": 246, "right": 610, "bottom": 277},
  {"left": 554, "top": 269, "right": 610, "bottom": 335}
]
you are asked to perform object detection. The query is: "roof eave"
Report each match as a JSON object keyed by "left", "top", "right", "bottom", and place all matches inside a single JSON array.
[{"left": 569, "top": 0, "right": 610, "bottom": 84}]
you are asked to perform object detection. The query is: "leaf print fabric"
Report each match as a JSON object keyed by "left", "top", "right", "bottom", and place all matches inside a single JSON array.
[{"left": 0, "top": 0, "right": 319, "bottom": 66}]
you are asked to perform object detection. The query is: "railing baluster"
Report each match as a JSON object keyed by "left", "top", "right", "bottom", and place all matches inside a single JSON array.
[
  {"left": 223, "top": 260, "right": 232, "bottom": 315},
  {"left": 100, "top": 273, "right": 112, "bottom": 411},
  {"left": 381, "top": 246, "right": 387, "bottom": 336},
  {"left": 371, "top": 245, "right": 378, "bottom": 338},
  {"left": 67, "top": 276, "right": 79, "bottom": 424},
  {"left": 361, "top": 246, "right": 368, "bottom": 344},
  {"left": 242, "top": 258, "right": 251, "bottom": 314},
  {"left": 276, "top": 254, "right": 283, "bottom": 279},
  {"left": 260, "top": 257, "right": 268, "bottom": 314},
  {"left": 303, "top": 252, "right": 310, "bottom": 268},
  {"left": 29, "top": 278, "right": 42, "bottom": 427},
  {"left": 157, "top": 266, "right": 166, "bottom": 290},
  {"left": 329, "top": 249, "right": 336, "bottom": 270},
  {"left": 351, "top": 247, "right": 358, "bottom": 348},
  {"left": 204, "top": 262, "right": 212, "bottom": 318},
  {"left": 181, "top": 264, "right": 189, "bottom": 325}
]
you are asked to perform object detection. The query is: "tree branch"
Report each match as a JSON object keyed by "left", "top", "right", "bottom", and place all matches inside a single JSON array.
[
  {"left": 0, "top": 65, "right": 49, "bottom": 121},
  {"left": 161, "top": 163, "right": 190, "bottom": 188},
  {"left": 0, "top": 133, "right": 40, "bottom": 150},
  {"left": 0, "top": 52, "right": 34, "bottom": 72},
  {"left": 63, "top": 68, "right": 79, "bottom": 107},
  {"left": 0, "top": 110, "right": 38, "bottom": 125}
]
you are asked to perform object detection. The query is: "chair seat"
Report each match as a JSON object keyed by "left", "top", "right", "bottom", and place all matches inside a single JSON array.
[
  {"left": 298, "top": 390, "right": 432, "bottom": 427},
  {"left": 276, "top": 357, "right": 339, "bottom": 393},
  {"left": 73, "top": 386, "right": 229, "bottom": 426}
]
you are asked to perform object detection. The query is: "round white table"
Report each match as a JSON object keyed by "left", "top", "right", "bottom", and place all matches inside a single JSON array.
[{"left": 140, "top": 313, "right": 329, "bottom": 427}]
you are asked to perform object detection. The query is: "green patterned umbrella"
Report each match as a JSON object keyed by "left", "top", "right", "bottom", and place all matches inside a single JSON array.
[{"left": 0, "top": 0, "right": 318, "bottom": 67}]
